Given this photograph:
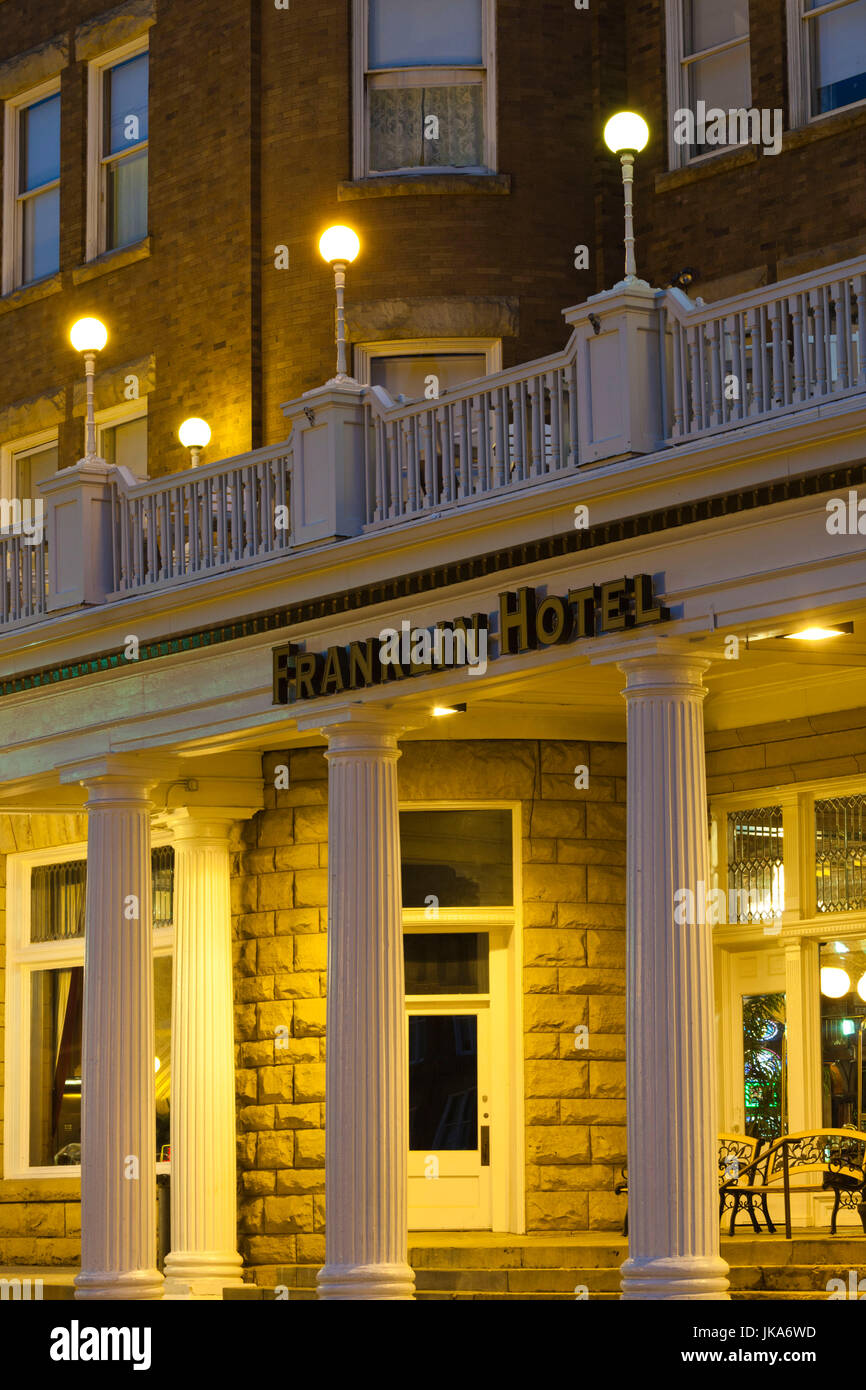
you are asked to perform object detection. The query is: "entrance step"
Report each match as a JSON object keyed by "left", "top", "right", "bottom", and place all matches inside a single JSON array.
[{"left": 274, "top": 1235, "right": 866, "bottom": 1300}]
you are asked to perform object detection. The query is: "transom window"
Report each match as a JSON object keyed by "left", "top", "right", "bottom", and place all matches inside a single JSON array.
[
  {"left": 726, "top": 806, "right": 785, "bottom": 924},
  {"left": 815, "top": 794, "right": 866, "bottom": 912},
  {"left": 2, "top": 82, "right": 60, "bottom": 294},
  {"left": 354, "top": 0, "right": 495, "bottom": 177}
]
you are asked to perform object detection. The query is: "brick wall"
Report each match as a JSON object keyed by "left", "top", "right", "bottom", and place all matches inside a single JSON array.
[{"left": 232, "top": 738, "right": 628, "bottom": 1286}]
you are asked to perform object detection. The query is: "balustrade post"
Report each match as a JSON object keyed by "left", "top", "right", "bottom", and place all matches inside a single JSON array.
[{"left": 280, "top": 383, "right": 367, "bottom": 545}]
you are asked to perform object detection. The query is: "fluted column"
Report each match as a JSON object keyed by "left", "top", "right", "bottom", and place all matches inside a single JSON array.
[
  {"left": 314, "top": 709, "right": 415, "bottom": 1300},
  {"left": 618, "top": 649, "right": 730, "bottom": 1300},
  {"left": 163, "top": 813, "right": 244, "bottom": 1298},
  {"left": 73, "top": 763, "right": 163, "bottom": 1300}
]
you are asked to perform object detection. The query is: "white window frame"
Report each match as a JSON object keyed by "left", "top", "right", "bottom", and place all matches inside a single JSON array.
[
  {"left": 0, "top": 428, "right": 59, "bottom": 505},
  {"left": 3, "top": 840, "right": 173, "bottom": 1181},
  {"left": 399, "top": 800, "right": 524, "bottom": 1234},
  {"left": 352, "top": 0, "right": 497, "bottom": 179},
  {"left": 85, "top": 35, "right": 149, "bottom": 262},
  {"left": 354, "top": 336, "right": 501, "bottom": 391},
  {"left": 94, "top": 398, "right": 149, "bottom": 476},
  {"left": 787, "top": 0, "right": 866, "bottom": 127},
  {"left": 1, "top": 77, "right": 61, "bottom": 296},
  {"left": 665, "top": 0, "right": 752, "bottom": 168}
]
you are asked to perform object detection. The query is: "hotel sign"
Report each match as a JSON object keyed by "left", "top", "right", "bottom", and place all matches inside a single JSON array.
[{"left": 273, "top": 575, "right": 669, "bottom": 704}]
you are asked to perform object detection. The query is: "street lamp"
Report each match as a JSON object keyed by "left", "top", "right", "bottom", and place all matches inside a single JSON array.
[
  {"left": 179, "top": 417, "right": 211, "bottom": 468},
  {"left": 603, "top": 112, "right": 650, "bottom": 287},
  {"left": 318, "top": 225, "right": 361, "bottom": 384},
  {"left": 70, "top": 316, "right": 108, "bottom": 462}
]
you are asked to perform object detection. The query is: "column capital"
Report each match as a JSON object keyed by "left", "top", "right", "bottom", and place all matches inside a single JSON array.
[
  {"left": 294, "top": 700, "right": 420, "bottom": 752},
  {"left": 160, "top": 807, "right": 255, "bottom": 844},
  {"left": 58, "top": 753, "right": 180, "bottom": 799},
  {"left": 590, "top": 633, "right": 726, "bottom": 674}
]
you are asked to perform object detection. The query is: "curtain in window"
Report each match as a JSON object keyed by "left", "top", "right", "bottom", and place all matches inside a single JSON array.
[{"left": 370, "top": 83, "right": 483, "bottom": 170}]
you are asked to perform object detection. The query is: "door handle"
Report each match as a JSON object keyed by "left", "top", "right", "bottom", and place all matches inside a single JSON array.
[{"left": 480, "top": 1125, "right": 490, "bottom": 1167}]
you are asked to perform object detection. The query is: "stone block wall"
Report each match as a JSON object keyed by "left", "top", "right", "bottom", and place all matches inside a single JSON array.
[{"left": 232, "top": 738, "right": 629, "bottom": 1285}]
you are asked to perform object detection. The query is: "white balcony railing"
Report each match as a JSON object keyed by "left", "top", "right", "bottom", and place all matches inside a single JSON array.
[
  {"left": 662, "top": 254, "right": 866, "bottom": 442},
  {"left": 108, "top": 441, "right": 293, "bottom": 598},
  {"left": 3, "top": 254, "right": 866, "bottom": 635},
  {"left": 0, "top": 532, "right": 47, "bottom": 625},
  {"left": 362, "top": 340, "right": 580, "bottom": 524}
]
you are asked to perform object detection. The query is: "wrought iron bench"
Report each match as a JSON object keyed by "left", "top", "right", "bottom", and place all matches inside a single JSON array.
[
  {"left": 614, "top": 1134, "right": 769, "bottom": 1237},
  {"left": 718, "top": 1128, "right": 866, "bottom": 1239}
]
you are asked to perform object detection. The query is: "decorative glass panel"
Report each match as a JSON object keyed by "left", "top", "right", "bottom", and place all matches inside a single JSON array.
[
  {"left": 404, "top": 932, "right": 489, "bottom": 994},
  {"left": 408, "top": 1014, "right": 478, "bottom": 1149},
  {"left": 370, "top": 352, "right": 486, "bottom": 400},
  {"left": 369, "top": 82, "right": 483, "bottom": 170},
  {"left": 105, "top": 53, "right": 149, "bottom": 154},
  {"left": 809, "top": 0, "right": 866, "bottom": 114},
  {"left": 819, "top": 938, "right": 866, "bottom": 1128},
  {"left": 726, "top": 807, "right": 785, "bottom": 923},
  {"left": 30, "top": 848, "right": 174, "bottom": 942},
  {"left": 815, "top": 795, "right": 866, "bottom": 912},
  {"left": 400, "top": 808, "right": 512, "bottom": 907},
  {"left": 107, "top": 146, "right": 148, "bottom": 249},
  {"left": 20, "top": 93, "right": 60, "bottom": 191},
  {"left": 686, "top": 0, "right": 749, "bottom": 54},
  {"left": 743, "top": 992, "right": 787, "bottom": 1141},
  {"left": 369, "top": 0, "right": 483, "bottom": 69},
  {"left": 29, "top": 957, "right": 172, "bottom": 1166}
]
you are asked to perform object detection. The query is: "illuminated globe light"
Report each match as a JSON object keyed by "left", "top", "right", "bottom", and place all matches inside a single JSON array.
[
  {"left": 70, "top": 316, "right": 108, "bottom": 352},
  {"left": 858, "top": 973, "right": 866, "bottom": 1003},
  {"left": 604, "top": 111, "right": 650, "bottom": 155},
  {"left": 179, "top": 417, "right": 212, "bottom": 450},
  {"left": 820, "top": 965, "right": 851, "bottom": 998},
  {"left": 318, "top": 225, "right": 361, "bottom": 265}
]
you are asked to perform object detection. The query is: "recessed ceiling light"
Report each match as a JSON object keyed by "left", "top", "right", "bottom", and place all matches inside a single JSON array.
[
  {"left": 432, "top": 704, "right": 467, "bottom": 717},
  {"left": 783, "top": 626, "right": 851, "bottom": 641}
]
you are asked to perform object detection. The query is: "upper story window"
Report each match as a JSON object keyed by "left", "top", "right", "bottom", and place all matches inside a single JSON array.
[
  {"left": 2, "top": 82, "right": 60, "bottom": 294},
  {"left": 802, "top": 0, "right": 866, "bottom": 116},
  {"left": 87, "top": 40, "right": 149, "bottom": 258},
  {"left": 356, "top": 338, "right": 501, "bottom": 397},
  {"left": 666, "top": 0, "right": 751, "bottom": 165},
  {"left": 96, "top": 402, "right": 148, "bottom": 475},
  {"left": 10, "top": 437, "right": 59, "bottom": 502},
  {"left": 353, "top": 0, "right": 496, "bottom": 177}
]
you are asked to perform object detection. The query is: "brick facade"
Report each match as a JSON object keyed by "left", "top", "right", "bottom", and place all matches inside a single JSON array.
[{"left": 3, "top": 1, "right": 860, "bottom": 479}]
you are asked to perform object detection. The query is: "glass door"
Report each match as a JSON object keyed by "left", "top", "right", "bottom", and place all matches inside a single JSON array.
[{"left": 405, "top": 930, "right": 493, "bottom": 1229}]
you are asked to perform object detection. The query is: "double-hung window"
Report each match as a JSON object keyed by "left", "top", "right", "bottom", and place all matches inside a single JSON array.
[
  {"left": 354, "top": 0, "right": 495, "bottom": 177},
  {"left": 666, "top": 1, "right": 751, "bottom": 164},
  {"left": 789, "top": 0, "right": 866, "bottom": 122},
  {"left": 87, "top": 41, "right": 149, "bottom": 257},
  {"left": 2, "top": 83, "right": 60, "bottom": 293}
]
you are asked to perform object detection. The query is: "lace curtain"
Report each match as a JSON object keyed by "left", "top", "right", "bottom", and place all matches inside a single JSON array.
[{"left": 370, "top": 83, "right": 484, "bottom": 171}]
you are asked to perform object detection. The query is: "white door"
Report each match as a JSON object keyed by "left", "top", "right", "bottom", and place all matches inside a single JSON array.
[{"left": 407, "top": 1001, "right": 492, "bottom": 1230}]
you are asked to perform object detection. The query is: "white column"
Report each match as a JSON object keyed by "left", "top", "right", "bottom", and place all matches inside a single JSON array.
[
  {"left": 618, "top": 648, "right": 730, "bottom": 1300},
  {"left": 312, "top": 708, "right": 415, "bottom": 1300},
  {"left": 73, "top": 763, "right": 163, "bottom": 1300},
  {"left": 163, "top": 813, "right": 244, "bottom": 1298}
]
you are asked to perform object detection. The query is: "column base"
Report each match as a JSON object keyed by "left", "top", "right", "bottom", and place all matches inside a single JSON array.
[
  {"left": 317, "top": 1262, "right": 416, "bottom": 1300},
  {"left": 74, "top": 1268, "right": 164, "bottom": 1301},
  {"left": 163, "top": 1251, "right": 245, "bottom": 1300},
  {"left": 620, "top": 1255, "right": 730, "bottom": 1301}
]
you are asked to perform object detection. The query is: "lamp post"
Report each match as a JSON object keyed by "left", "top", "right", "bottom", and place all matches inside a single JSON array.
[
  {"left": 179, "top": 417, "right": 211, "bottom": 469},
  {"left": 318, "top": 225, "right": 361, "bottom": 385},
  {"left": 603, "top": 112, "right": 650, "bottom": 288},
  {"left": 70, "top": 317, "right": 108, "bottom": 462}
]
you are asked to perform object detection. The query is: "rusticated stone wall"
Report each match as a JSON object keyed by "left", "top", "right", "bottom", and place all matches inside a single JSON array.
[{"left": 232, "top": 738, "right": 629, "bottom": 1286}]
